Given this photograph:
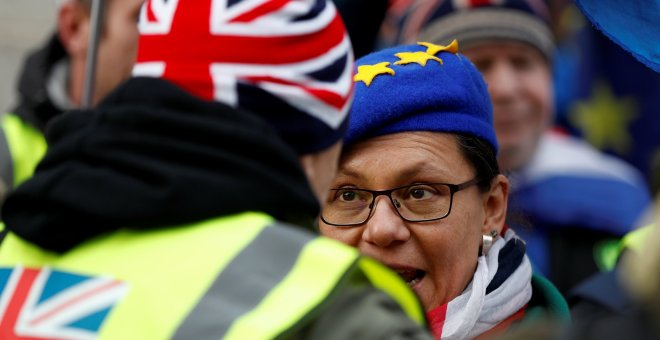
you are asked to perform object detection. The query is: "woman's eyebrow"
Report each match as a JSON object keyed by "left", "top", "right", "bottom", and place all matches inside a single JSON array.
[
  {"left": 337, "top": 163, "right": 452, "bottom": 184},
  {"left": 334, "top": 168, "right": 365, "bottom": 182}
]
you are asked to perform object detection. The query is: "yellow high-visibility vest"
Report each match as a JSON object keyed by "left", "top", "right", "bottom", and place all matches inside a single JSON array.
[
  {"left": 0, "top": 212, "right": 425, "bottom": 338},
  {"left": 0, "top": 113, "right": 48, "bottom": 191},
  {"left": 620, "top": 224, "right": 653, "bottom": 255}
]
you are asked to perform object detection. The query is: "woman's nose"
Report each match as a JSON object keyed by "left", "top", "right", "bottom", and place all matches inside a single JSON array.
[{"left": 362, "top": 196, "right": 411, "bottom": 248}]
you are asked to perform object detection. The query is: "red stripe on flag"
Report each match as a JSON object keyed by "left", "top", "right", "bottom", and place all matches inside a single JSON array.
[
  {"left": 469, "top": 0, "right": 493, "bottom": 6},
  {"left": 230, "top": 0, "right": 290, "bottom": 23},
  {"left": 0, "top": 268, "right": 54, "bottom": 340},
  {"left": 29, "top": 280, "right": 124, "bottom": 327},
  {"left": 306, "top": 88, "right": 347, "bottom": 110},
  {"left": 246, "top": 76, "right": 348, "bottom": 110},
  {"left": 146, "top": 0, "right": 158, "bottom": 23}
]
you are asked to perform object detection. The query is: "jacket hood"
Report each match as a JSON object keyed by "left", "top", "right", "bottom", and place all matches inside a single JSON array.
[
  {"left": 11, "top": 34, "right": 68, "bottom": 132},
  {"left": 2, "top": 77, "right": 320, "bottom": 253}
]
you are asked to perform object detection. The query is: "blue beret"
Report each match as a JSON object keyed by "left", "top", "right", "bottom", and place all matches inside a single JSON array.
[{"left": 345, "top": 41, "right": 498, "bottom": 155}]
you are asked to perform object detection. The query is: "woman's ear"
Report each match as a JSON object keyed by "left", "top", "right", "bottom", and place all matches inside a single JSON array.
[
  {"left": 298, "top": 140, "right": 343, "bottom": 205},
  {"left": 57, "top": 1, "right": 90, "bottom": 57},
  {"left": 481, "top": 174, "right": 509, "bottom": 235}
]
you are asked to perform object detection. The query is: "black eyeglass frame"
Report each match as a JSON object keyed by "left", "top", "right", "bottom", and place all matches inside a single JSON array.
[{"left": 321, "top": 177, "right": 484, "bottom": 227}]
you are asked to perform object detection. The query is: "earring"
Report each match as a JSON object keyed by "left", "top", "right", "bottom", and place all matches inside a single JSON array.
[{"left": 480, "top": 231, "right": 498, "bottom": 256}]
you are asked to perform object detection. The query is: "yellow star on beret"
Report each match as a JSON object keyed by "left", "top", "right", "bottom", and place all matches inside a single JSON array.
[
  {"left": 394, "top": 51, "right": 443, "bottom": 66},
  {"left": 418, "top": 39, "right": 459, "bottom": 56},
  {"left": 354, "top": 62, "right": 395, "bottom": 86}
]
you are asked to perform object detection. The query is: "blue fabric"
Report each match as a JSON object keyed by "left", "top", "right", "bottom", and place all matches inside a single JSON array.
[
  {"left": 345, "top": 43, "right": 497, "bottom": 154},
  {"left": 511, "top": 174, "right": 650, "bottom": 275},
  {"left": 553, "top": 25, "right": 660, "bottom": 184},
  {"left": 521, "top": 232, "right": 550, "bottom": 275},
  {"left": 513, "top": 176, "right": 650, "bottom": 235},
  {"left": 39, "top": 270, "right": 90, "bottom": 304},
  {"left": 65, "top": 307, "right": 113, "bottom": 332},
  {"left": 574, "top": 0, "right": 660, "bottom": 72}
]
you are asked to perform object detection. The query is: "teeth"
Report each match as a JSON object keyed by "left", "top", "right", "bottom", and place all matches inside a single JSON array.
[{"left": 393, "top": 269, "right": 423, "bottom": 287}]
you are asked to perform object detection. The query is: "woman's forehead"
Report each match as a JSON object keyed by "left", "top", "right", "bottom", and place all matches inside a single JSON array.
[
  {"left": 346, "top": 131, "right": 452, "bottom": 149},
  {"left": 337, "top": 132, "right": 472, "bottom": 183}
]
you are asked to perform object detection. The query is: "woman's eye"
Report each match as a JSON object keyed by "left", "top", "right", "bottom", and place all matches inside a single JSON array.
[
  {"left": 339, "top": 190, "right": 357, "bottom": 202},
  {"left": 409, "top": 187, "right": 434, "bottom": 199}
]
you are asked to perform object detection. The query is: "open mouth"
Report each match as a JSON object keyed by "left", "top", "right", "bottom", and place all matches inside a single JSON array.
[{"left": 395, "top": 269, "right": 425, "bottom": 287}]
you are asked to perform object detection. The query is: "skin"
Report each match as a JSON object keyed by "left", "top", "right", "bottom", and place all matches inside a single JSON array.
[
  {"left": 58, "top": 0, "right": 144, "bottom": 106},
  {"left": 319, "top": 132, "right": 509, "bottom": 311},
  {"left": 299, "top": 140, "right": 343, "bottom": 206},
  {"left": 462, "top": 41, "right": 553, "bottom": 172}
]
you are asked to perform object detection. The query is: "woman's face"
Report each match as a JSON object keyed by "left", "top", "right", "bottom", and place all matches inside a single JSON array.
[{"left": 319, "top": 132, "right": 507, "bottom": 311}]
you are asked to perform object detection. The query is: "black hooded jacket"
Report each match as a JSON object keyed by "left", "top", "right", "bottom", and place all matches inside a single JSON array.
[
  {"left": 10, "top": 34, "right": 68, "bottom": 131},
  {"left": 1, "top": 77, "right": 320, "bottom": 253}
]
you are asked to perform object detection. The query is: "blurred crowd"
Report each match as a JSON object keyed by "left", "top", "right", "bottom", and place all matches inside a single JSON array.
[{"left": 0, "top": 0, "right": 658, "bottom": 338}]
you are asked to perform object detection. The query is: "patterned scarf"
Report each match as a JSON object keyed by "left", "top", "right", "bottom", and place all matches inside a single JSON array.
[{"left": 427, "top": 227, "right": 533, "bottom": 339}]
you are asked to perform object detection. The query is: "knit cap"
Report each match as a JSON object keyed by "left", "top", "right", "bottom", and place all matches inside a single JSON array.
[
  {"left": 346, "top": 40, "right": 497, "bottom": 154},
  {"left": 402, "top": 0, "right": 554, "bottom": 61},
  {"left": 133, "top": 0, "right": 354, "bottom": 155}
]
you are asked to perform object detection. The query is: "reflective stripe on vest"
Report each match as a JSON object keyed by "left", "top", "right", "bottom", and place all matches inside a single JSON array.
[
  {"left": 359, "top": 256, "right": 426, "bottom": 325},
  {"left": 174, "top": 221, "right": 363, "bottom": 339},
  {"left": 0, "top": 114, "right": 47, "bottom": 188}
]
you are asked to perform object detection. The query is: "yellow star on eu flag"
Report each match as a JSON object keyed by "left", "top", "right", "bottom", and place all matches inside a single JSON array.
[
  {"left": 354, "top": 62, "right": 395, "bottom": 86},
  {"left": 394, "top": 51, "right": 442, "bottom": 66},
  {"left": 569, "top": 81, "right": 638, "bottom": 154},
  {"left": 418, "top": 39, "right": 459, "bottom": 56}
]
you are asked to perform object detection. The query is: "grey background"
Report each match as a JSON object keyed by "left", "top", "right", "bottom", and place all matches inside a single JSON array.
[{"left": 0, "top": 0, "right": 56, "bottom": 112}]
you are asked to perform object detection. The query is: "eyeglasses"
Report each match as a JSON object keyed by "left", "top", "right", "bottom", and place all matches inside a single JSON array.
[{"left": 321, "top": 178, "right": 482, "bottom": 227}]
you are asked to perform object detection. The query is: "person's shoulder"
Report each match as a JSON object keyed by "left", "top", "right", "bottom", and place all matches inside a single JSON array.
[
  {"left": 525, "top": 272, "right": 571, "bottom": 323},
  {"left": 497, "top": 273, "right": 569, "bottom": 339},
  {"left": 566, "top": 269, "right": 657, "bottom": 339},
  {"left": 568, "top": 269, "right": 631, "bottom": 312},
  {"left": 295, "top": 282, "right": 433, "bottom": 340},
  {"left": 512, "top": 130, "right": 651, "bottom": 234},
  {"left": 527, "top": 131, "right": 647, "bottom": 189}
]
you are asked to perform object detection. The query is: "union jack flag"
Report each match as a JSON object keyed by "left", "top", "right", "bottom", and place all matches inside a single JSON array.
[
  {"left": 0, "top": 267, "right": 128, "bottom": 340},
  {"left": 133, "top": 0, "right": 354, "bottom": 131}
]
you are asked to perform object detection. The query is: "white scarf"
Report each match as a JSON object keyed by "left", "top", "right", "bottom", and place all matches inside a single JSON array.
[{"left": 428, "top": 228, "right": 533, "bottom": 339}]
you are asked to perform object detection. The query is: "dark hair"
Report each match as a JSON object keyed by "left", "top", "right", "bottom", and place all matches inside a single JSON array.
[
  {"left": 455, "top": 134, "right": 500, "bottom": 192},
  {"left": 456, "top": 134, "right": 533, "bottom": 231}
]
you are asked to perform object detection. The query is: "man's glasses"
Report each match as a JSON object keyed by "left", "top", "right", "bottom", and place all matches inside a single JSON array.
[{"left": 321, "top": 178, "right": 482, "bottom": 227}]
